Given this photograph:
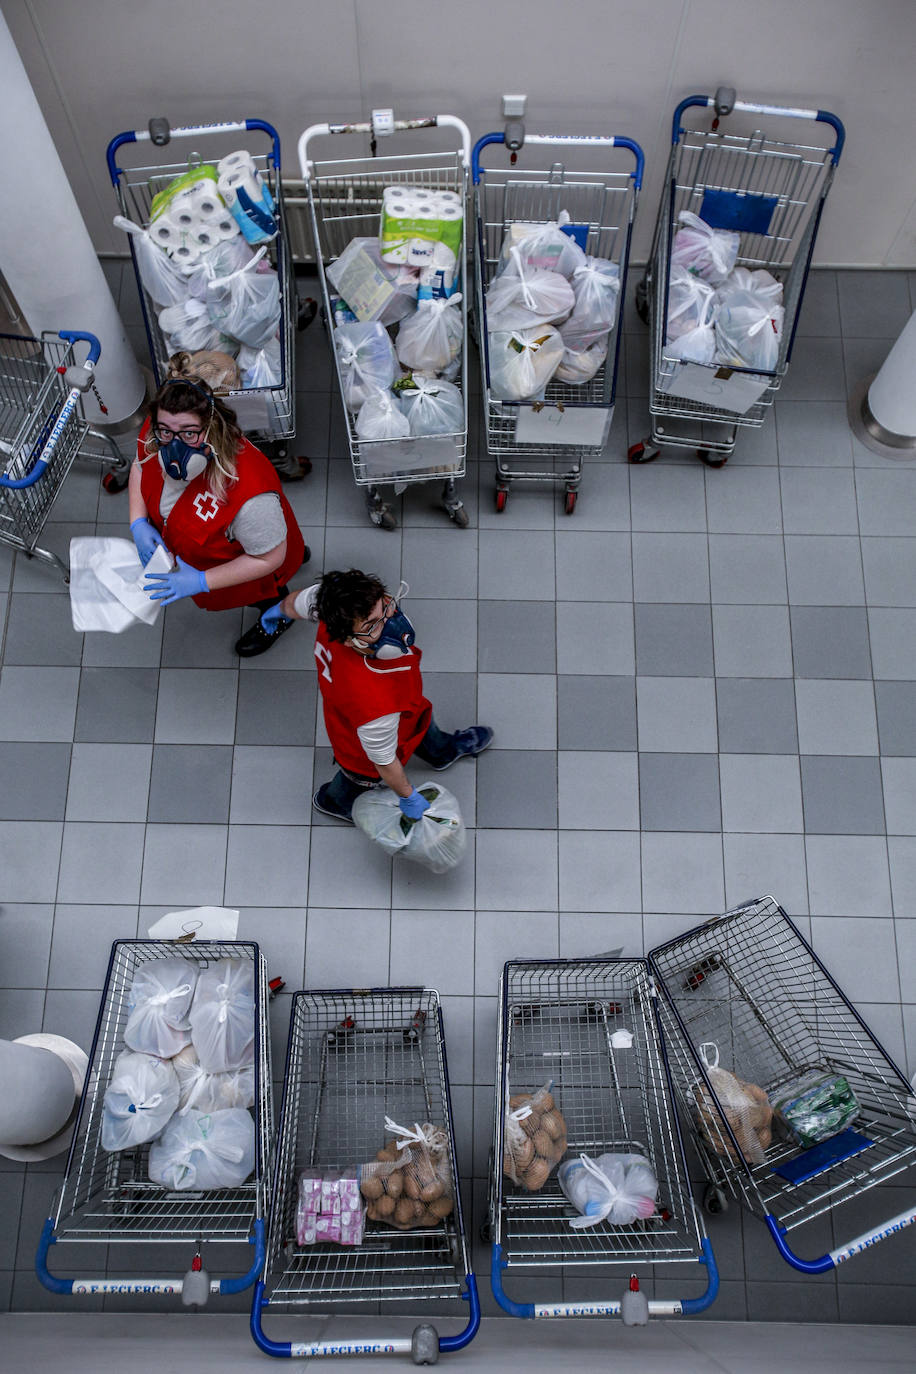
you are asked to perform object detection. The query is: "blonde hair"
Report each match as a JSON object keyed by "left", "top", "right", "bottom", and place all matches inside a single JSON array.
[{"left": 143, "top": 364, "right": 244, "bottom": 504}]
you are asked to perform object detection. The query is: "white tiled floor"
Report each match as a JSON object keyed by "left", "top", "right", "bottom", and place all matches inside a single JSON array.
[{"left": 0, "top": 264, "right": 915, "bottom": 1331}]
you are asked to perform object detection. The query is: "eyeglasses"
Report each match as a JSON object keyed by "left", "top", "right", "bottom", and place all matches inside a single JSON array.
[
  {"left": 349, "top": 595, "right": 398, "bottom": 648},
  {"left": 154, "top": 423, "right": 205, "bottom": 444}
]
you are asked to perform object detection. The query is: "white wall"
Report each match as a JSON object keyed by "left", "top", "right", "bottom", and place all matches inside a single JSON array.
[{"left": 4, "top": 0, "right": 916, "bottom": 265}]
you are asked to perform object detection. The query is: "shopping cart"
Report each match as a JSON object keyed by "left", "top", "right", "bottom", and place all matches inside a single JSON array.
[
  {"left": 107, "top": 116, "right": 306, "bottom": 472},
  {"left": 473, "top": 130, "right": 643, "bottom": 514},
  {"left": 629, "top": 87, "right": 845, "bottom": 467},
  {"left": 489, "top": 959, "right": 718, "bottom": 1323},
  {"left": 649, "top": 896, "right": 916, "bottom": 1273},
  {"left": 0, "top": 329, "right": 126, "bottom": 578},
  {"left": 298, "top": 112, "right": 471, "bottom": 530},
  {"left": 36, "top": 939, "right": 272, "bottom": 1305},
  {"left": 251, "top": 987, "right": 480, "bottom": 1361}
]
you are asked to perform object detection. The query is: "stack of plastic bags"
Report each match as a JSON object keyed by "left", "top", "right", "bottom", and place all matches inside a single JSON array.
[
  {"left": 485, "top": 213, "right": 620, "bottom": 399},
  {"left": 665, "top": 211, "right": 784, "bottom": 371},
  {"left": 114, "top": 150, "right": 283, "bottom": 391},
  {"left": 100, "top": 956, "right": 257, "bottom": 1192},
  {"left": 328, "top": 185, "right": 466, "bottom": 443}
]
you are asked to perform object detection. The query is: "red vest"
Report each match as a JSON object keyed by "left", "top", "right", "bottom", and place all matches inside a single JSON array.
[
  {"left": 315, "top": 621, "right": 432, "bottom": 777},
  {"left": 137, "top": 421, "right": 305, "bottom": 610}
]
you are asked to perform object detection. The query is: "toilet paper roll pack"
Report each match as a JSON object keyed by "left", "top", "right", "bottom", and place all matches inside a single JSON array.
[
  {"left": 217, "top": 151, "right": 277, "bottom": 245},
  {"left": 379, "top": 185, "right": 463, "bottom": 266}
]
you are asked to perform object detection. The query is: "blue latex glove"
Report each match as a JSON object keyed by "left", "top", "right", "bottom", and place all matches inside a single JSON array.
[
  {"left": 144, "top": 554, "right": 208, "bottom": 605},
  {"left": 398, "top": 787, "right": 431, "bottom": 820},
  {"left": 129, "top": 516, "right": 167, "bottom": 568},
  {"left": 259, "top": 601, "right": 293, "bottom": 635}
]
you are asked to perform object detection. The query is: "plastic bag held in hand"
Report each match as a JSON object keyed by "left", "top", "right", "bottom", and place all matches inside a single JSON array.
[
  {"left": 557, "top": 1152, "right": 658, "bottom": 1228},
  {"left": 124, "top": 957, "right": 197, "bottom": 1057},
  {"left": 148, "top": 1107, "right": 256, "bottom": 1191},
  {"left": 101, "top": 1050, "right": 180, "bottom": 1152},
  {"left": 671, "top": 210, "right": 740, "bottom": 284},
  {"left": 189, "top": 958, "right": 256, "bottom": 1073},
  {"left": 486, "top": 247, "right": 575, "bottom": 332},
  {"left": 335, "top": 322, "right": 398, "bottom": 412},
  {"left": 395, "top": 293, "right": 463, "bottom": 374},
  {"left": 352, "top": 780, "right": 466, "bottom": 873}
]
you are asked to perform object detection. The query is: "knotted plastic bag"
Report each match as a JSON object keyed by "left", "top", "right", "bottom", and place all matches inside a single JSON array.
[
  {"left": 560, "top": 257, "right": 620, "bottom": 351},
  {"left": 395, "top": 294, "right": 463, "bottom": 374},
  {"left": 352, "top": 780, "right": 466, "bottom": 873},
  {"left": 557, "top": 1152, "right": 658, "bottom": 1228},
  {"left": 148, "top": 1107, "right": 256, "bottom": 1191},
  {"left": 486, "top": 247, "right": 575, "bottom": 332},
  {"left": 171, "top": 1044, "right": 255, "bottom": 1115},
  {"left": 101, "top": 1050, "right": 180, "bottom": 1152},
  {"left": 237, "top": 335, "right": 282, "bottom": 388},
  {"left": 555, "top": 339, "right": 608, "bottom": 385},
  {"left": 692, "top": 1042, "right": 773, "bottom": 1165},
  {"left": 503, "top": 1082, "right": 567, "bottom": 1191},
  {"left": 335, "top": 322, "right": 398, "bottom": 412},
  {"left": 124, "top": 957, "right": 197, "bottom": 1058},
  {"left": 359, "top": 1117, "right": 454, "bottom": 1229},
  {"left": 189, "top": 958, "right": 256, "bottom": 1073},
  {"left": 714, "top": 267, "right": 784, "bottom": 371},
  {"left": 205, "top": 247, "right": 281, "bottom": 349},
  {"left": 399, "top": 375, "right": 464, "bottom": 436},
  {"left": 159, "top": 297, "right": 224, "bottom": 353},
  {"left": 498, "top": 212, "right": 588, "bottom": 279},
  {"left": 671, "top": 210, "right": 739, "bottom": 284},
  {"left": 487, "top": 326, "right": 564, "bottom": 401},
  {"left": 355, "top": 387, "right": 410, "bottom": 441},
  {"left": 113, "top": 215, "right": 189, "bottom": 308}
]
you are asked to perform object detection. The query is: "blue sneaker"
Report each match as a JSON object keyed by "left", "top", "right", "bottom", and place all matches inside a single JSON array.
[
  {"left": 312, "top": 784, "right": 355, "bottom": 824},
  {"left": 428, "top": 726, "right": 494, "bottom": 771}
]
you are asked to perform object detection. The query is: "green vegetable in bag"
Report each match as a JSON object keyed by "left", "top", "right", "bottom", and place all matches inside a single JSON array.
[{"left": 772, "top": 1071, "right": 859, "bottom": 1148}]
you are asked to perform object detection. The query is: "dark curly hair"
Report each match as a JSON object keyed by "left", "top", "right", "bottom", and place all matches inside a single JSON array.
[{"left": 314, "top": 569, "right": 386, "bottom": 643}]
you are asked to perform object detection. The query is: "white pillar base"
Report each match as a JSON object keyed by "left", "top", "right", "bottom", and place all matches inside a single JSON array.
[
  {"left": 848, "top": 373, "right": 916, "bottom": 460},
  {"left": 0, "top": 1034, "right": 88, "bottom": 1163}
]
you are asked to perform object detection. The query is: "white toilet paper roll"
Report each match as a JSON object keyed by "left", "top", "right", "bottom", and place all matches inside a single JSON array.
[
  {"left": 169, "top": 198, "right": 197, "bottom": 230},
  {"left": 218, "top": 166, "right": 267, "bottom": 210},
  {"left": 438, "top": 205, "right": 463, "bottom": 223},
  {"left": 214, "top": 215, "right": 240, "bottom": 240},
  {"left": 435, "top": 190, "right": 461, "bottom": 208},
  {"left": 170, "top": 241, "right": 200, "bottom": 267},
  {"left": 192, "top": 187, "right": 226, "bottom": 219},
  {"left": 191, "top": 223, "right": 220, "bottom": 251},
  {"left": 149, "top": 213, "right": 183, "bottom": 249},
  {"left": 218, "top": 149, "right": 256, "bottom": 176}
]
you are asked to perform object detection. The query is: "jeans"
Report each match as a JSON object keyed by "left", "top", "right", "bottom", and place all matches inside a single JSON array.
[{"left": 321, "top": 719, "right": 459, "bottom": 818}]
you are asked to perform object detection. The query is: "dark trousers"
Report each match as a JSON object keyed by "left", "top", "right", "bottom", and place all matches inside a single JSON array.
[{"left": 321, "top": 719, "right": 457, "bottom": 817}]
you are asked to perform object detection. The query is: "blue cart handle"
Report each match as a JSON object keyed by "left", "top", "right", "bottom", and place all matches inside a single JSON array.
[
  {"left": 472, "top": 131, "right": 644, "bottom": 188},
  {"left": 672, "top": 95, "right": 845, "bottom": 164},
  {"left": 107, "top": 118, "right": 281, "bottom": 185},
  {"left": 0, "top": 331, "right": 101, "bottom": 491},
  {"left": 58, "top": 329, "right": 101, "bottom": 366},
  {"left": 766, "top": 1203, "right": 916, "bottom": 1274}
]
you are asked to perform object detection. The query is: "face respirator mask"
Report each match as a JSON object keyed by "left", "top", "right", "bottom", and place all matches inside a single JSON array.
[{"left": 159, "top": 437, "right": 209, "bottom": 483}]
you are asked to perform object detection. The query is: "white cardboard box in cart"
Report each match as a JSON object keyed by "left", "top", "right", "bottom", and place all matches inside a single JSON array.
[{"left": 657, "top": 361, "right": 771, "bottom": 415}]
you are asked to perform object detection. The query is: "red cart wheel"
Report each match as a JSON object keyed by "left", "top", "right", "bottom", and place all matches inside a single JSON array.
[
  {"left": 627, "top": 440, "right": 659, "bottom": 464},
  {"left": 101, "top": 468, "right": 129, "bottom": 494},
  {"left": 495, "top": 488, "right": 508, "bottom": 513},
  {"left": 697, "top": 450, "right": 728, "bottom": 469},
  {"left": 564, "top": 489, "right": 577, "bottom": 514}
]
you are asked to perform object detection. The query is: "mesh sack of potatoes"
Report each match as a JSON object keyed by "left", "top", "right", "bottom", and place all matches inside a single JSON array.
[
  {"left": 692, "top": 1043, "right": 773, "bottom": 1166},
  {"left": 358, "top": 1117, "right": 454, "bottom": 1230},
  {"left": 503, "top": 1082, "right": 568, "bottom": 1191}
]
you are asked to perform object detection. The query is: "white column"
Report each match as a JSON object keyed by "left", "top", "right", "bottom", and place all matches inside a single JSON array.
[
  {"left": 0, "top": 10, "right": 145, "bottom": 425},
  {"left": 0, "top": 1039, "right": 76, "bottom": 1147},
  {"left": 851, "top": 306, "right": 916, "bottom": 457}
]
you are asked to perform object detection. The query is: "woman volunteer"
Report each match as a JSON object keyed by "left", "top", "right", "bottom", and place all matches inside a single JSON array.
[{"left": 128, "top": 371, "right": 308, "bottom": 656}]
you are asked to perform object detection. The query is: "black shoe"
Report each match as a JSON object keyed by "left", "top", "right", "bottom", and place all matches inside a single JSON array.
[
  {"left": 312, "top": 785, "right": 355, "bottom": 824},
  {"left": 269, "top": 448, "right": 313, "bottom": 482},
  {"left": 428, "top": 726, "right": 494, "bottom": 770},
  {"left": 234, "top": 615, "right": 294, "bottom": 658}
]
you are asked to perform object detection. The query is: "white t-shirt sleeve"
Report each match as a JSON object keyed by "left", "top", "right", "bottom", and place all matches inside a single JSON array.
[
  {"left": 357, "top": 713, "right": 400, "bottom": 766},
  {"left": 292, "top": 583, "right": 321, "bottom": 620}
]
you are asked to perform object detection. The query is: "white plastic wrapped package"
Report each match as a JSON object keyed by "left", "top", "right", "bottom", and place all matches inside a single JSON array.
[
  {"left": 158, "top": 298, "right": 224, "bottom": 353},
  {"left": 555, "top": 339, "right": 608, "bottom": 385},
  {"left": 395, "top": 294, "right": 463, "bottom": 374},
  {"left": 335, "top": 322, "right": 398, "bottom": 412},
  {"left": 185, "top": 236, "right": 256, "bottom": 301},
  {"left": 189, "top": 958, "right": 256, "bottom": 1073},
  {"left": 113, "top": 215, "right": 189, "bottom": 308},
  {"left": 487, "top": 326, "right": 564, "bottom": 401},
  {"left": 148, "top": 1108, "right": 256, "bottom": 1191},
  {"left": 560, "top": 257, "right": 620, "bottom": 351},
  {"left": 399, "top": 375, "right": 464, "bottom": 437},
  {"left": 352, "top": 781, "right": 466, "bottom": 874},
  {"left": 557, "top": 1152, "right": 658, "bottom": 1228},
  {"left": 101, "top": 1050, "right": 180, "bottom": 1152},
  {"left": 205, "top": 247, "right": 281, "bottom": 349},
  {"left": 498, "top": 212, "right": 588, "bottom": 278},
  {"left": 238, "top": 336, "right": 282, "bottom": 388},
  {"left": 124, "top": 957, "right": 197, "bottom": 1058},
  {"left": 172, "top": 1044, "right": 256, "bottom": 1115},
  {"left": 486, "top": 248, "right": 575, "bottom": 332},
  {"left": 714, "top": 267, "right": 785, "bottom": 371},
  {"left": 69, "top": 536, "right": 168, "bottom": 633},
  {"left": 326, "top": 236, "right": 419, "bottom": 325},
  {"left": 355, "top": 387, "right": 410, "bottom": 441},
  {"left": 671, "top": 210, "right": 740, "bottom": 284}
]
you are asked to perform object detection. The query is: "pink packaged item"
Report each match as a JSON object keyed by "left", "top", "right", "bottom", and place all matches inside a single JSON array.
[{"left": 296, "top": 1167, "right": 365, "bottom": 1247}]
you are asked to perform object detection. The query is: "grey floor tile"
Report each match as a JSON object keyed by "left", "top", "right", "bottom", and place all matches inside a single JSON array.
[
  {"left": 236, "top": 906, "right": 307, "bottom": 988},
  {"left": 629, "top": 462, "right": 707, "bottom": 531},
  {"left": 882, "top": 759, "right": 916, "bottom": 834},
  {"left": 794, "top": 268, "right": 840, "bottom": 336},
  {"left": 0, "top": 821, "right": 62, "bottom": 902},
  {"left": 57, "top": 821, "right": 145, "bottom": 904},
  {"left": 634, "top": 603, "right": 714, "bottom": 676},
  {"left": 795, "top": 679, "right": 878, "bottom": 754},
  {"left": 837, "top": 269, "right": 912, "bottom": 338},
  {"left": 556, "top": 601, "right": 634, "bottom": 675},
  {"left": 791, "top": 606, "right": 872, "bottom": 678},
  {"left": 146, "top": 744, "right": 233, "bottom": 823},
  {"left": 224, "top": 823, "right": 310, "bottom": 907},
  {"left": 716, "top": 677, "right": 798, "bottom": 754},
  {"left": 784, "top": 534, "right": 865, "bottom": 606},
  {"left": 160, "top": 600, "right": 244, "bottom": 668},
  {"left": 422, "top": 671, "right": 479, "bottom": 733},
  {"left": 562, "top": 462, "right": 630, "bottom": 530},
  {"left": 557, "top": 676, "right": 636, "bottom": 750},
  {"left": 473, "top": 911, "right": 559, "bottom": 993},
  {"left": 229, "top": 745, "right": 312, "bottom": 824},
  {"left": 632, "top": 532, "right": 709, "bottom": 603},
  {"left": 402, "top": 527, "right": 479, "bottom": 599},
  {"left": 861, "top": 536, "right": 916, "bottom": 607},
  {"left": 639, "top": 753, "right": 720, "bottom": 831},
  {"left": 0, "top": 667, "right": 80, "bottom": 742},
  {"left": 305, "top": 826, "right": 388, "bottom": 909},
  {"left": 304, "top": 908, "right": 391, "bottom": 987},
  {"left": 42, "top": 989, "right": 106, "bottom": 1053},
  {"left": 140, "top": 823, "right": 227, "bottom": 906},
  {"left": 75, "top": 667, "right": 159, "bottom": 743},
  {"left": 154, "top": 668, "right": 238, "bottom": 744},
  {"left": 713, "top": 604, "right": 793, "bottom": 677},
  {"left": 888, "top": 836, "right": 916, "bottom": 917},
  {"left": 477, "top": 600, "right": 555, "bottom": 674},
  {"left": 856, "top": 468, "right": 916, "bottom": 537},
  {"left": 777, "top": 335, "right": 846, "bottom": 401},
  {"left": 11, "top": 523, "right": 82, "bottom": 594},
  {"left": 47, "top": 906, "right": 137, "bottom": 989},
  {"left": 641, "top": 831, "right": 724, "bottom": 914},
  {"left": 80, "top": 616, "right": 163, "bottom": 668},
  {"left": 706, "top": 466, "right": 783, "bottom": 535},
  {"left": 390, "top": 830, "right": 477, "bottom": 910},
  {"left": 636, "top": 676, "right": 718, "bottom": 752},
  {"left": 868, "top": 608, "right": 916, "bottom": 679},
  {"left": 390, "top": 909, "right": 475, "bottom": 995},
  {"left": 780, "top": 467, "right": 859, "bottom": 535},
  {"left": 476, "top": 674, "right": 556, "bottom": 748},
  {"left": 555, "top": 530, "right": 631, "bottom": 601},
  {"left": 476, "top": 829, "right": 558, "bottom": 911},
  {"left": 800, "top": 755, "right": 886, "bottom": 834},
  {"left": 235, "top": 669, "right": 316, "bottom": 746},
  {"left": 0, "top": 742, "right": 71, "bottom": 820},
  {"left": 774, "top": 400, "right": 854, "bottom": 466},
  {"left": 476, "top": 749, "right": 556, "bottom": 828},
  {"left": 805, "top": 835, "right": 892, "bottom": 917},
  {"left": 557, "top": 751, "right": 639, "bottom": 831},
  {"left": 0, "top": 988, "right": 45, "bottom": 1040},
  {"left": 746, "top": 1280, "right": 839, "bottom": 1323},
  {"left": 477, "top": 475, "right": 556, "bottom": 531},
  {"left": 321, "top": 523, "right": 403, "bottom": 591},
  {"left": 720, "top": 754, "right": 803, "bottom": 833},
  {"left": 478, "top": 529, "right": 555, "bottom": 600},
  {"left": 559, "top": 910, "right": 642, "bottom": 957},
  {"left": 0, "top": 1174, "right": 24, "bottom": 1269},
  {"left": 409, "top": 598, "right": 476, "bottom": 673},
  {"left": 708, "top": 535, "right": 788, "bottom": 604},
  {"left": 0, "top": 904, "right": 54, "bottom": 988},
  {"left": 722, "top": 832, "right": 810, "bottom": 918},
  {"left": 810, "top": 916, "right": 900, "bottom": 1003},
  {"left": 875, "top": 680, "right": 916, "bottom": 755},
  {"left": 3, "top": 594, "right": 83, "bottom": 666},
  {"left": 65, "top": 742, "right": 151, "bottom": 822},
  {"left": 558, "top": 830, "right": 641, "bottom": 911}
]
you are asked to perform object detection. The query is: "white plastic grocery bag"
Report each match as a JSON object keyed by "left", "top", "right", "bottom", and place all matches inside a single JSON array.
[
  {"left": 665, "top": 265, "right": 717, "bottom": 341},
  {"left": 189, "top": 958, "right": 256, "bottom": 1073},
  {"left": 101, "top": 1050, "right": 180, "bottom": 1152},
  {"left": 69, "top": 537, "right": 170, "bottom": 633},
  {"left": 158, "top": 297, "right": 224, "bottom": 353},
  {"left": 238, "top": 335, "right": 282, "bottom": 388},
  {"left": 560, "top": 257, "right": 620, "bottom": 352},
  {"left": 671, "top": 210, "right": 739, "bottom": 284},
  {"left": 352, "top": 781, "right": 467, "bottom": 874},
  {"left": 205, "top": 248, "right": 281, "bottom": 349},
  {"left": 124, "top": 957, "right": 197, "bottom": 1058},
  {"left": 486, "top": 248, "right": 574, "bottom": 332},
  {"left": 399, "top": 375, "right": 464, "bottom": 436},
  {"left": 714, "top": 267, "right": 785, "bottom": 371},
  {"left": 355, "top": 388, "right": 410, "bottom": 440},
  {"left": 335, "top": 322, "right": 398, "bottom": 412},
  {"left": 498, "top": 212, "right": 588, "bottom": 278},
  {"left": 148, "top": 1108, "right": 256, "bottom": 1191},
  {"left": 487, "top": 326, "right": 564, "bottom": 401},
  {"left": 395, "top": 294, "right": 463, "bottom": 374},
  {"left": 113, "top": 215, "right": 190, "bottom": 308},
  {"left": 557, "top": 1152, "right": 658, "bottom": 1228},
  {"left": 172, "top": 1044, "right": 255, "bottom": 1115},
  {"left": 555, "top": 339, "right": 608, "bottom": 385}
]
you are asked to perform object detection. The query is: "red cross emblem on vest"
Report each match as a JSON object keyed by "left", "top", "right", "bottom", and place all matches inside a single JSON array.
[{"left": 193, "top": 492, "right": 220, "bottom": 522}]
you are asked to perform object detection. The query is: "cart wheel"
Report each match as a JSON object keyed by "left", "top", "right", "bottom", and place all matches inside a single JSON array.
[
  {"left": 697, "top": 450, "right": 729, "bottom": 469},
  {"left": 495, "top": 487, "right": 508, "bottom": 513},
  {"left": 479, "top": 1219, "right": 493, "bottom": 1244},
  {"left": 703, "top": 1184, "right": 729, "bottom": 1215},
  {"left": 628, "top": 440, "right": 660, "bottom": 464},
  {"left": 101, "top": 467, "right": 129, "bottom": 495},
  {"left": 635, "top": 276, "right": 650, "bottom": 326},
  {"left": 411, "top": 1324, "right": 439, "bottom": 1366},
  {"left": 564, "top": 489, "right": 577, "bottom": 515},
  {"left": 297, "top": 296, "right": 318, "bottom": 331},
  {"left": 369, "top": 505, "right": 398, "bottom": 531}
]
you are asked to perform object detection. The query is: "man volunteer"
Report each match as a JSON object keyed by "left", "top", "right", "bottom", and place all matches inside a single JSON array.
[{"left": 262, "top": 568, "right": 492, "bottom": 822}]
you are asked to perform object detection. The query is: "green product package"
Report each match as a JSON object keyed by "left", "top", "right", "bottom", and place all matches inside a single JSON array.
[
  {"left": 150, "top": 164, "right": 220, "bottom": 223},
  {"left": 379, "top": 211, "right": 463, "bottom": 261},
  {"left": 772, "top": 1071, "right": 859, "bottom": 1148}
]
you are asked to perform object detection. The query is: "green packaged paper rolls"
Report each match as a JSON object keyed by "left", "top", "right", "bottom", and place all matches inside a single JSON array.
[
  {"left": 379, "top": 186, "right": 463, "bottom": 267},
  {"left": 773, "top": 1071, "right": 859, "bottom": 1148}
]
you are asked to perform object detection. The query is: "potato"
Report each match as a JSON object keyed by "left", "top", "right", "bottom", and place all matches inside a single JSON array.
[
  {"left": 502, "top": 1150, "right": 515, "bottom": 1177},
  {"left": 377, "top": 1146, "right": 394, "bottom": 1162},
  {"left": 374, "top": 1193, "right": 396, "bottom": 1217},
  {"left": 514, "top": 1136, "right": 535, "bottom": 1169},
  {"left": 509, "top": 1094, "right": 529, "bottom": 1111},
  {"left": 540, "top": 1110, "right": 565, "bottom": 1142},
  {"left": 522, "top": 1156, "right": 551, "bottom": 1191},
  {"left": 395, "top": 1196, "right": 418, "bottom": 1226},
  {"left": 429, "top": 1193, "right": 454, "bottom": 1218},
  {"left": 402, "top": 1169, "right": 421, "bottom": 1199},
  {"left": 532, "top": 1128, "right": 554, "bottom": 1160},
  {"left": 420, "top": 1177, "right": 444, "bottom": 1202},
  {"left": 538, "top": 1092, "right": 555, "bottom": 1113},
  {"left": 756, "top": 1124, "right": 772, "bottom": 1152},
  {"left": 385, "top": 1169, "right": 403, "bottom": 1199},
  {"left": 360, "top": 1173, "right": 383, "bottom": 1200}
]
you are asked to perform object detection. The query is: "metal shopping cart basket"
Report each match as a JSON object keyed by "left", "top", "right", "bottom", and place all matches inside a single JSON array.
[
  {"left": 489, "top": 959, "right": 718, "bottom": 1324},
  {"left": 473, "top": 130, "right": 643, "bottom": 514},
  {"left": 0, "top": 329, "right": 126, "bottom": 578},
  {"left": 629, "top": 87, "right": 845, "bottom": 467},
  {"left": 298, "top": 112, "right": 471, "bottom": 531},
  {"left": 648, "top": 896, "right": 916, "bottom": 1273},
  {"left": 107, "top": 116, "right": 305, "bottom": 472},
  {"left": 36, "top": 939, "right": 272, "bottom": 1305},
  {"left": 251, "top": 987, "right": 480, "bottom": 1362}
]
